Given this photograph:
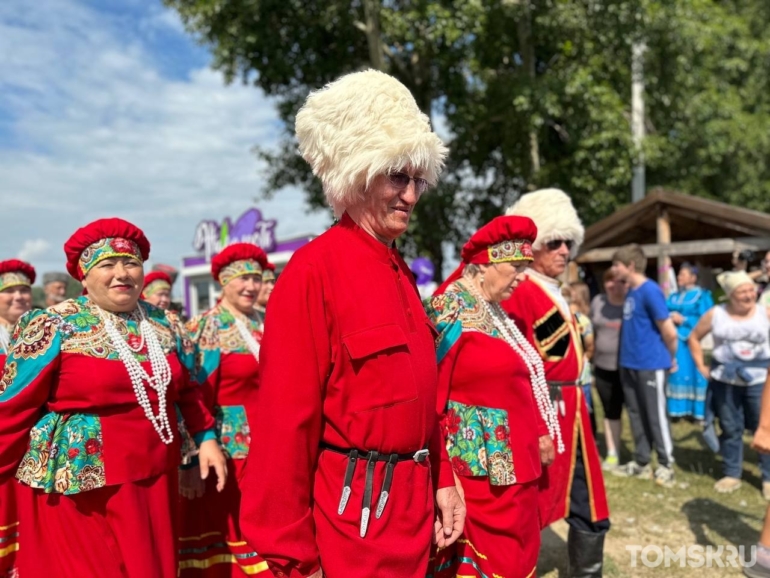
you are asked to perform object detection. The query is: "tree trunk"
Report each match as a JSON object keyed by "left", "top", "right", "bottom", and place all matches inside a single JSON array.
[
  {"left": 362, "top": 0, "right": 385, "bottom": 71},
  {"left": 514, "top": 1, "right": 541, "bottom": 182}
]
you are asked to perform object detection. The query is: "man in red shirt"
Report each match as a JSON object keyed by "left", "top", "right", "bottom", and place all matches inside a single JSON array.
[
  {"left": 502, "top": 189, "right": 610, "bottom": 578},
  {"left": 239, "top": 70, "right": 465, "bottom": 578}
]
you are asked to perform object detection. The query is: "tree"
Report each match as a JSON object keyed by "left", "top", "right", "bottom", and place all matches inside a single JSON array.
[{"left": 166, "top": 0, "right": 770, "bottom": 274}]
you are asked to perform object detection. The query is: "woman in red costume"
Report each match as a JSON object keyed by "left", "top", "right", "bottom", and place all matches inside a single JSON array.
[
  {"left": 239, "top": 69, "right": 465, "bottom": 578},
  {"left": 0, "top": 218, "right": 226, "bottom": 578},
  {"left": 141, "top": 270, "right": 205, "bottom": 482},
  {"left": 142, "top": 271, "right": 173, "bottom": 311},
  {"left": 254, "top": 261, "right": 275, "bottom": 329},
  {"left": 0, "top": 259, "right": 35, "bottom": 578},
  {"left": 427, "top": 216, "right": 562, "bottom": 578},
  {"left": 179, "top": 243, "right": 269, "bottom": 577}
]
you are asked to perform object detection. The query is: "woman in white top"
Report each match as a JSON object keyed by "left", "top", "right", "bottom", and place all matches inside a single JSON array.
[{"left": 689, "top": 271, "right": 770, "bottom": 497}]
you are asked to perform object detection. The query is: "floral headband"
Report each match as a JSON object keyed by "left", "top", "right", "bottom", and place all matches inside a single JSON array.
[
  {"left": 218, "top": 259, "right": 263, "bottom": 286},
  {"left": 79, "top": 237, "right": 144, "bottom": 277},
  {"left": 486, "top": 239, "right": 534, "bottom": 264},
  {"left": 0, "top": 272, "right": 32, "bottom": 292},
  {"left": 262, "top": 269, "right": 276, "bottom": 282},
  {"left": 143, "top": 279, "right": 171, "bottom": 297}
]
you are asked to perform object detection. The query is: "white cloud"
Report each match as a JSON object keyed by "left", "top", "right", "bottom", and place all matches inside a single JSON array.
[
  {"left": 16, "top": 239, "right": 51, "bottom": 262},
  {"left": 0, "top": 0, "right": 330, "bottom": 279}
]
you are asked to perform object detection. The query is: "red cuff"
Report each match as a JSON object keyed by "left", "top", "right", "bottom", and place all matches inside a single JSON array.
[{"left": 437, "top": 458, "right": 456, "bottom": 489}]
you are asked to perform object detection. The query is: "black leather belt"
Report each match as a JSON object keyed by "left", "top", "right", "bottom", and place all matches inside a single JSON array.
[
  {"left": 320, "top": 442, "right": 429, "bottom": 538},
  {"left": 547, "top": 380, "right": 580, "bottom": 387},
  {"left": 547, "top": 381, "right": 579, "bottom": 415}
]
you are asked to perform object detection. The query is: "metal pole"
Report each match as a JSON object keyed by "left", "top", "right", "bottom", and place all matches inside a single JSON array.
[{"left": 631, "top": 41, "right": 646, "bottom": 203}]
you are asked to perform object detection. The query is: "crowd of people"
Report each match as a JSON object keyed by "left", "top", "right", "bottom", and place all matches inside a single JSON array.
[{"left": 1, "top": 68, "right": 769, "bottom": 578}]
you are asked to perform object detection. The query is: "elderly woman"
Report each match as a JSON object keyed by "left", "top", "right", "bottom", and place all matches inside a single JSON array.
[
  {"left": 142, "top": 270, "right": 173, "bottom": 311},
  {"left": 427, "top": 216, "right": 561, "bottom": 578},
  {"left": 179, "top": 242, "right": 267, "bottom": 577},
  {"left": 689, "top": 271, "right": 770, "bottom": 497},
  {"left": 0, "top": 259, "right": 35, "bottom": 578},
  {"left": 667, "top": 263, "right": 714, "bottom": 420},
  {"left": 239, "top": 70, "right": 464, "bottom": 578},
  {"left": 0, "top": 218, "right": 226, "bottom": 577}
]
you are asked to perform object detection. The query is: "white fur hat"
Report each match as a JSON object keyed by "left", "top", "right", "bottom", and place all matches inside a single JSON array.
[
  {"left": 505, "top": 188, "right": 584, "bottom": 254},
  {"left": 295, "top": 69, "right": 448, "bottom": 216}
]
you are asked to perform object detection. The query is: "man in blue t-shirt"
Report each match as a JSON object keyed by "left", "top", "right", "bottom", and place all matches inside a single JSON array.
[{"left": 611, "top": 244, "right": 678, "bottom": 487}]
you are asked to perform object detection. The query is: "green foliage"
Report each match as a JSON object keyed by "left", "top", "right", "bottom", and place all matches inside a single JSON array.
[{"left": 165, "top": 0, "right": 770, "bottom": 273}]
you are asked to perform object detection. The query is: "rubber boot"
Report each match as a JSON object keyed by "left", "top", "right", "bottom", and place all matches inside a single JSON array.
[{"left": 567, "top": 526, "right": 605, "bottom": 578}]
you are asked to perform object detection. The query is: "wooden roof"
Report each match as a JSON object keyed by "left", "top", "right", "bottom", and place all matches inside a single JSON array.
[{"left": 581, "top": 188, "right": 770, "bottom": 252}]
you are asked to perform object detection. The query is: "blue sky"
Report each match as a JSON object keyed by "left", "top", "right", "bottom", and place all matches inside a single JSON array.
[{"left": 0, "top": 0, "right": 331, "bottom": 278}]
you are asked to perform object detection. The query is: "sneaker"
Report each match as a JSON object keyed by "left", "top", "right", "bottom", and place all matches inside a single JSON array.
[
  {"left": 654, "top": 465, "right": 676, "bottom": 488},
  {"left": 744, "top": 561, "right": 770, "bottom": 578},
  {"left": 612, "top": 461, "right": 652, "bottom": 479},
  {"left": 714, "top": 476, "right": 742, "bottom": 493},
  {"left": 602, "top": 455, "right": 619, "bottom": 471}
]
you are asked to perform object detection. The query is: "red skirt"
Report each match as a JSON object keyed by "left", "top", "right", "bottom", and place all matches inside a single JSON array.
[
  {"left": 431, "top": 478, "right": 540, "bottom": 578},
  {"left": 16, "top": 471, "right": 178, "bottom": 578},
  {"left": 0, "top": 479, "right": 18, "bottom": 578},
  {"left": 178, "top": 458, "right": 268, "bottom": 577}
]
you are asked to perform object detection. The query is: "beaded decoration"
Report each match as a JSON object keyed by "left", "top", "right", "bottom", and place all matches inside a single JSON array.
[
  {"left": 96, "top": 304, "right": 174, "bottom": 444},
  {"left": 487, "top": 239, "right": 534, "bottom": 264},
  {"left": 466, "top": 281, "right": 564, "bottom": 453},
  {"left": 143, "top": 279, "right": 171, "bottom": 297},
  {"left": 218, "top": 259, "right": 263, "bottom": 286},
  {"left": 79, "top": 238, "right": 143, "bottom": 277},
  {"left": 0, "top": 272, "right": 31, "bottom": 292}
]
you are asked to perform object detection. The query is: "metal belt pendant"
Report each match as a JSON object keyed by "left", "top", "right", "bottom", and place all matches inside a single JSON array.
[
  {"left": 360, "top": 451, "right": 378, "bottom": 538},
  {"left": 337, "top": 450, "right": 358, "bottom": 515},
  {"left": 375, "top": 454, "right": 398, "bottom": 519}
]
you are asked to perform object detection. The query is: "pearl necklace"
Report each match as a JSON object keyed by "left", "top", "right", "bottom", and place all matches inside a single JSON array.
[
  {"left": 234, "top": 316, "right": 261, "bottom": 362},
  {"left": 466, "top": 280, "right": 564, "bottom": 454},
  {"left": 96, "top": 304, "right": 174, "bottom": 444}
]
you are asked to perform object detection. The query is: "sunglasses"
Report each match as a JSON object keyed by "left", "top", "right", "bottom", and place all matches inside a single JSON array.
[
  {"left": 545, "top": 239, "right": 574, "bottom": 251},
  {"left": 388, "top": 172, "right": 429, "bottom": 194}
]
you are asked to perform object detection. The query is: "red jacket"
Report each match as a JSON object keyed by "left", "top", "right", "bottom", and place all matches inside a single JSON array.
[{"left": 239, "top": 214, "right": 453, "bottom": 578}]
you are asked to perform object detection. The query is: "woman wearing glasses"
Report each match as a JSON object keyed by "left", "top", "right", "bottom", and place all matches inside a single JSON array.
[
  {"left": 0, "top": 218, "right": 226, "bottom": 577},
  {"left": 239, "top": 70, "right": 464, "bottom": 578},
  {"left": 427, "top": 216, "right": 562, "bottom": 578}
]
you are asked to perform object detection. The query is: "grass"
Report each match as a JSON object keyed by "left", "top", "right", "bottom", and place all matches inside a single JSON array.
[{"left": 536, "top": 403, "right": 767, "bottom": 577}]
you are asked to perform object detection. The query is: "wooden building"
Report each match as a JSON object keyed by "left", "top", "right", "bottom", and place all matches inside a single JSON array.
[{"left": 575, "top": 189, "right": 770, "bottom": 295}]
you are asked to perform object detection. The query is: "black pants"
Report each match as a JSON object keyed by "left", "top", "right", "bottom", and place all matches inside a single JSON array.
[
  {"left": 620, "top": 367, "right": 674, "bottom": 468},
  {"left": 566, "top": 437, "right": 611, "bottom": 534},
  {"left": 594, "top": 366, "right": 624, "bottom": 420}
]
